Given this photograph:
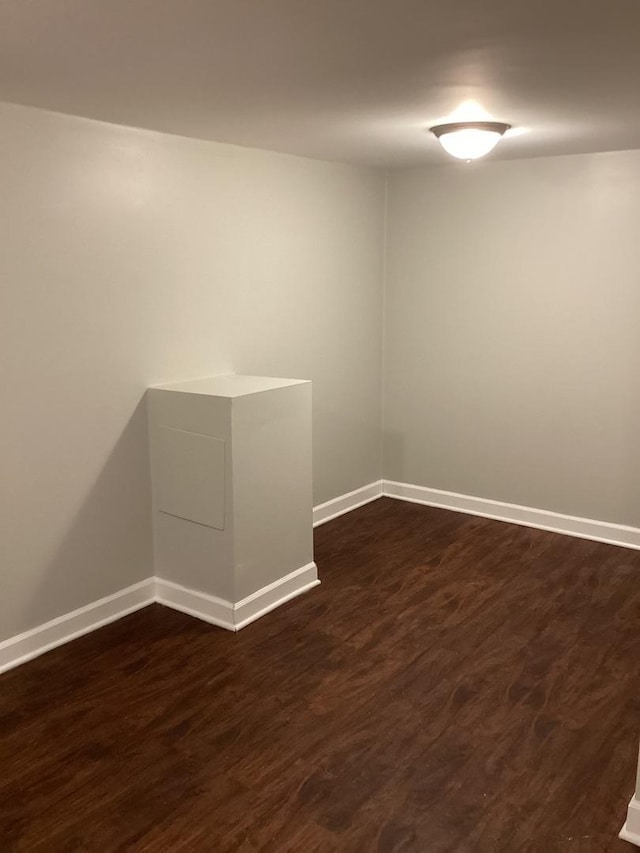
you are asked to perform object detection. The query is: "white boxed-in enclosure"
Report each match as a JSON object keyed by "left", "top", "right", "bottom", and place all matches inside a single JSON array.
[{"left": 147, "top": 374, "right": 318, "bottom": 630}]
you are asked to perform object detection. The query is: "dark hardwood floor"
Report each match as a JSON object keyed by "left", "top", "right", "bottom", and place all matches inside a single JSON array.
[{"left": 2, "top": 497, "right": 640, "bottom": 852}]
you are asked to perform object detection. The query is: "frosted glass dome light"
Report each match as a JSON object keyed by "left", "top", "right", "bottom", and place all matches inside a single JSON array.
[{"left": 430, "top": 121, "right": 511, "bottom": 161}]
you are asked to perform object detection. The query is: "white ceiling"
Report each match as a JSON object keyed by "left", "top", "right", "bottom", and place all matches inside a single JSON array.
[{"left": 1, "top": 0, "right": 640, "bottom": 167}]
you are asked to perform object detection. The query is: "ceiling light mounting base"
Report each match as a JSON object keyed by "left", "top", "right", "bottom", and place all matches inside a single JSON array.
[{"left": 430, "top": 121, "right": 511, "bottom": 138}]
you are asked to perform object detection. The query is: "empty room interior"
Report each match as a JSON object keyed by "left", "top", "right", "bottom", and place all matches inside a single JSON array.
[{"left": 2, "top": 1, "right": 640, "bottom": 850}]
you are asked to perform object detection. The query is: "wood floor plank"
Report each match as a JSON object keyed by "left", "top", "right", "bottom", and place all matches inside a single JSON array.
[{"left": 1, "top": 497, "right": 639, "bottom": 851}]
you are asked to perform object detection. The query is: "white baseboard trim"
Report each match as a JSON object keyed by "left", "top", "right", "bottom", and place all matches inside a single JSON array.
[
  {"left": 234, "top": 562, "right": 319, "bottom": 629},
  {"left": 0, "top": 578, "right": 156, "bottom": 675},
  {"left": 155, "top": 578, "right": 235, "bottom": 631},
  {"left": 5, "top": 473, "right": 636, "bottom": 675},
  {"left": 156, "top": 562, "right": 319, "bottom": 632},
  {"left": 313, "top": 481, "right": 383, "bottom": 527},
  {"left": 620, "top": 825, "right": 640, "bottom": 847},
  {"left": 620, "top": 797, "right": 640, "bottom": 846},
  {"left": 0, "top": 562, "right": 321, "bottom": 674},
  {"left": 313, "top": 477, "right": 640, "bottom": 551},
  {"left": 383, "top": 480, "right": 640, "bottom": 552}
]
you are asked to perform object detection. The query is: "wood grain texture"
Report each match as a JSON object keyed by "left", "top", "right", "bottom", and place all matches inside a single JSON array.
[{"left": 1, "top": 497, "right": 639, "bottom": 851}]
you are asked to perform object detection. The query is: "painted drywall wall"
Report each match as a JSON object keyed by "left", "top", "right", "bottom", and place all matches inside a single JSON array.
[
  {"left": 0, "top": 101, "right": 384, "bottom": 641},
  {"left": 383, "top": 150, "right": 640, "bottom": 527}
]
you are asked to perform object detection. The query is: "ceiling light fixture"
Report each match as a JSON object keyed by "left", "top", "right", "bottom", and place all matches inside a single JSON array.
[{"left": 429, "top": 121, "right": 511, "bottom": 161}]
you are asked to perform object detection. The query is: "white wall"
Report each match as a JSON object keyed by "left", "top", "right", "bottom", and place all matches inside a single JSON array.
[
  {"left": 5, "top": 98, "right": 640, "bottom": 645},
  {"left": 0, "top": 101, "right": 385, "bottom": 641},
  {"left": 384, "top": 150, "right": 640, "bottom": 527}
]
